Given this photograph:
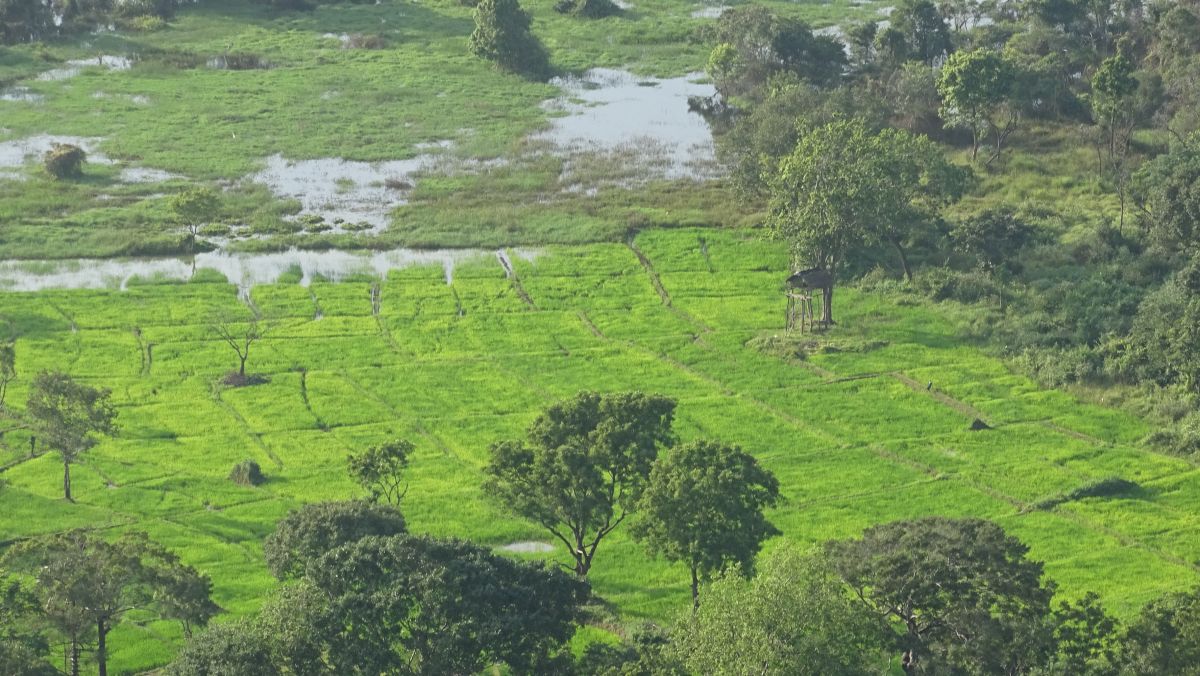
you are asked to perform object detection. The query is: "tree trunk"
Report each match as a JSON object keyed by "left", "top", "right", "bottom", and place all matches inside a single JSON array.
[
  {"left": 69, "top": 637, "right": 80, "bottom": 676},
  {"left": 822, "top": 286, "right": 835, "bottom": 326},
  {"left": 97, "top": 619, "right": 108, "bottom": 676},
  {"left": 891, "top": 239, "right": 913, "bottom": 281},
  {"left": 690, "top": 566, "right": 700, "bottom": 612},
  {"left": 63, "top": 459, "right": 73, "bottom": 502},
  {"left": 238, "top": 354, "right": 247, "bottom": 377}
]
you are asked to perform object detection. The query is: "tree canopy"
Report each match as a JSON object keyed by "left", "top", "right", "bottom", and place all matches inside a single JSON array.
[
  {"left": 632, "top": 439, "right": 780, "bottom": 608},
  {"left": 486, "top": 391, "right": 676, "bottom": 577},
  {"left": 826, "top": 517, "right": 1056, "bottom": 674},
  {"left": 263, "top": 500, "right": 407, "bottom": 580},
  {"left": 768, "top": 117, "right": 967, "bottom": 319},
  {"left": 26, "top": 370, "right": 118, "bottom": 502}
]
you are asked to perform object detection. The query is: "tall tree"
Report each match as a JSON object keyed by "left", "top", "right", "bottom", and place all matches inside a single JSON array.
[
  {"left": 938, "top": 48, "right": 1022, "bottom": 162},
  {"left": 0, "top": 575, "right": 57, "bottom": 676},
  {"left": 263, "top": 500, "right": 407, "bottom": 580},
  {"left": 632, "top": 440, "right": 781, "bottom": 609},
  {"left": 705, "top": 6, "right": 846, "bottom": 102},
  {"left": 669, "top": 546, "right": 888, "bottom": 675},
  {"left": 486, "top": 391, "right": 676, "bottom": 578},
  {"left": 168, "top": 187, "right": 220, "bottom": 245},
  {"left": 1116, "top": 586, "right": 1200, "bottom": 675},
  {"left": 3, "top": 531, "right": 219, "bottom": 676},
  {"left": 468, "top": 0, "right": 550, "bottom": 79},
  {"left": 890, "top": 0, "right": 953, "bottom": 64},
  {"left": 768, "top": 117, "right": 966, "bottom": 321},
  {"left": 25, "top": 371, "right": 117, "bottom": 502},
  {"left": 347, "top": 438, "right": 412, "bottom": 505},
  {"left": 0, "top": 342, "right": 14, "bottom": 408},
  {"left": 827, "top": 517, "right": 1056, "bottom": 675},
  {"left": 0, "top": 0, "right": 55, "bottom": 45}
]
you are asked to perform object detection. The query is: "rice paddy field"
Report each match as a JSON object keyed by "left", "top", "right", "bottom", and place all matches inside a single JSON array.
[{"left": 1, "top": 229, "right": 1198, "bottom": 673}]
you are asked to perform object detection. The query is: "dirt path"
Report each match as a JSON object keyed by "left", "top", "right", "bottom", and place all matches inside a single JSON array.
[
  {"left": 892, "top": 372, "right": 989, "bottom": 421},
  {"left": 625, "top": 238, "right": 713, "bottom": 334}
]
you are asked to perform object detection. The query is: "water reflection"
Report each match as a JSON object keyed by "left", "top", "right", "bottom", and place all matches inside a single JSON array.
[{"left": 0, "top": 248, "right": 539, "bottom": 294}]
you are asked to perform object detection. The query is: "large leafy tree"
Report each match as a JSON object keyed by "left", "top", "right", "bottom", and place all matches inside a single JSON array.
[
  {"left": 166, "top": 621, "right": 279, "bottom": 676},
  {"left": 347, "top": 438, "right": 412, "bottom": 505},
  {"left": 768, "top": 117, "right": 966, "bottom": 321},
  {"left": 1132, "top": 142, "right": 1200, "bottom": 254},
  {"left": 705, "top": 6, "right": 846, "bottom": 102},
  {"left": 889, "top": 0, "right": 952, "bottom": 65},
  {"left": 3, "top": 531, "right": 219, "bottom": 676},
  {"left": 263, "top": 500, "right": 407, "bottom": 580},
  {"left": 0, "top": 575, "right": 57, "bottom": 676},
  {"left": 1116, "top": 586, "right": 1200, "bottom": 675},
  {"left": 305, "top": 534, "right": 588, "bottom": 674},
  {"left": 486, "top": 391, "right": 676, "bottom": 578},
  {"left": 468, "top": 0, "right": 550, "bottom": 79},
  {"left": 669, "top": 546, "right": 888, "bottom": 675},
  {"left": 938, "top": 48, "right": 1022, "bottom": 163},
  {"left": 632, "top": 440, "right": 781, "bottom": 609},
  {"left": 0, "top": 0, "right": 54, "bottom": 45},
  {"left": 827, "top": 517, "right": 1057, "bottom": 675},
  {"left": 25, "top": 370, "right": 117, "bottom": 502}
]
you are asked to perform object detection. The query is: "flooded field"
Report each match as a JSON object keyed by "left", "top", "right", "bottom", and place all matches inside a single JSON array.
[
  {"left": 0, "top": 247, "right": 539, "bottom": 294},
  {"left": 537, "top": 68, "right": 718, "bottom": 181}
]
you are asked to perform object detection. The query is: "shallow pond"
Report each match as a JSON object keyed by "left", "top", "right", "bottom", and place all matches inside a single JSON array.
[
  {"left": 537, "top": 68, "right": 717, "bottom": 181},
  {"left": 0, "top": 248, "right": 540, "bottom": 294}
]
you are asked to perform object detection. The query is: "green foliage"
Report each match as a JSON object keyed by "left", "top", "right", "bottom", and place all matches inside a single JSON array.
[
  {"left": 554, "top": 0, "right": 620, "bottom": 19},
  {"left": 263, "top": 500, "right": 407, "bottom": 580},
  {"left": 828, "top": 517, "right": 1057, "bottom": 674},
  {"left": 951, "top": 207, "right": 1037, "bottom": 277},
  {"left": 704, "top": 6, "right": 846, "bottom": 102},
  {"left": 346, "top": 438, "right": 412, "bottom": 505},
  {"left": 486, "top": 391, "right": 676, "bottom": 577},
  {"left": 0, "top": 343, "right": 14, "bottom": 408},
  {"left": 768, "top": 117, "right": 966, "bottom": 315},
  {"left": 0, "top": 0, "right": 54, "bottom": 44},
  {"left": 1116, "top": 587, "right": 1200, "bottom": 675},
  {"left": 42, "top": 143, "right": 87, "bottom": 180},
  {"left": 26, "top": 370, "right": 117, "bottom": 501},
  {"left": 166, "top": 621, "right": 279, "bottom": 676},
  {"left": 669, "top": 546, "right": 888, "bottom": 675},
  {"left": 169, "top": 188, "right": 221, "bottom": 236},
  {"left": 632, "top": 439, "right": 780, "bottom": 607},
  {"left": 1131, "top": 144, "right": 1200, "bottom": 253},
  {"left": 227, "top": 459, "right": 265, "bottom": 486},
  {"left": 3, "top": 530, "right": 219, "bottom": 676},
  {"left": 468, "top": 0, "right": 550, "bottom": 79},
  {"left": 1106, "top": 258, "right": 1200, "bottom": 393},
  {"left": 305, "top": 534, "right": 588, "bottom": 673},
  {"left": 0, "top": 576, "right": 56, "bottom": 676},
  {"left": 938, "top": 48, "right": 1021, "bottom": 161},
  {"left": 888, "top": 0, "right": 951, "bottom": 65}
]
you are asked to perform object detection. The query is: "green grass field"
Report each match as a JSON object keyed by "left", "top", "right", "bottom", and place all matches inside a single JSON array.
[{"left": 1, "top": 229, "right": 1197, "bottom": 673}]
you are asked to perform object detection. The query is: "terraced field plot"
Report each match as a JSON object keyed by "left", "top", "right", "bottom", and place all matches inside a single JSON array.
[{"left": 1, "top": 229, "right": 1198, "bottom": 672}]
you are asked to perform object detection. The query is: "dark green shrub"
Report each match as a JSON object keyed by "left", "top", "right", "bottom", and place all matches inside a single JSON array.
[
  {"left": 468, "top": 0, "right": 551, "bottom": 79},
  {"left": 554, "top": 0, "right": 621, "bottom": 18},
  {"left": 43, "top": 144, "right": 86, "bottom": 180},
  {"left": 229, "top": 460, "right": 266, "bottom": 486}
]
